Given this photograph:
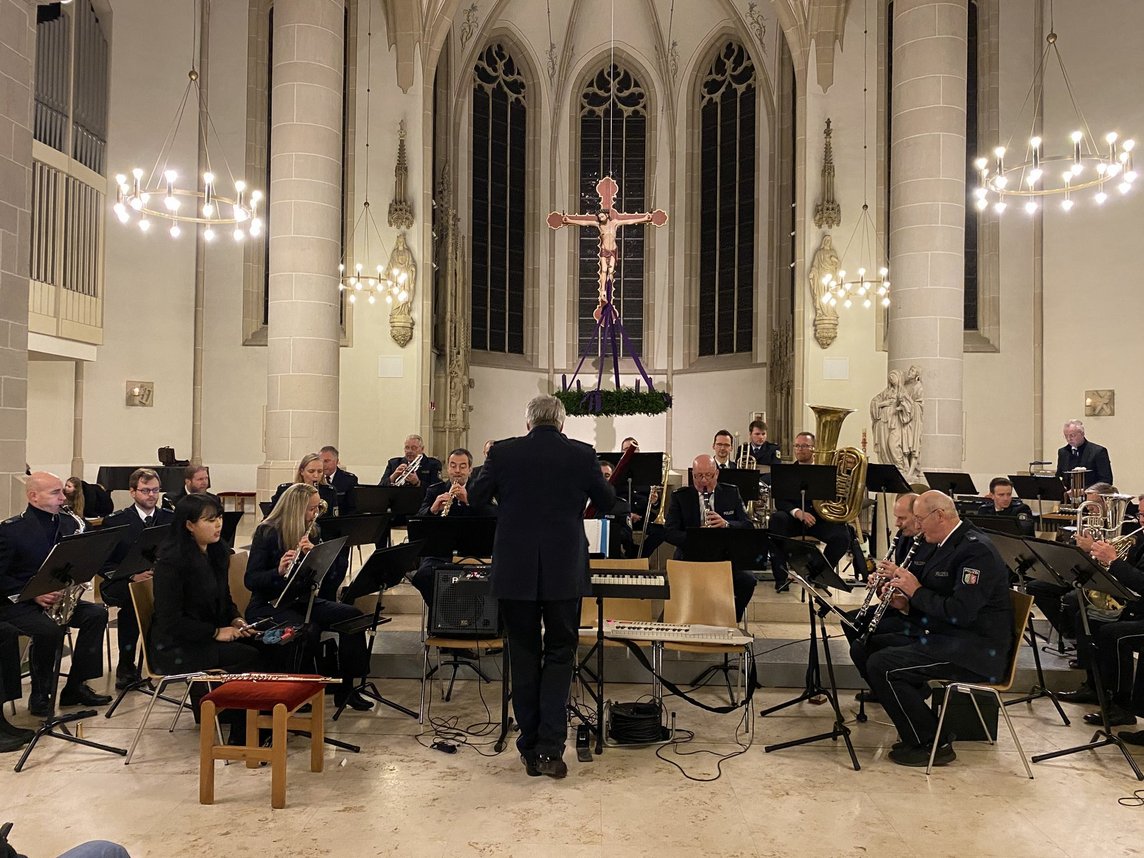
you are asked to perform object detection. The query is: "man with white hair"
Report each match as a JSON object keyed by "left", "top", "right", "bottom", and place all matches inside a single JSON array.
[
  {"left": 1054, "top": 419, "right": 1113, "bottom": 489},
  {"left": 863, "top": 490, "right": 1012, "bottom": 767},
  {"left": 0, "top": 472, "right": 112, "bottom": 717}
]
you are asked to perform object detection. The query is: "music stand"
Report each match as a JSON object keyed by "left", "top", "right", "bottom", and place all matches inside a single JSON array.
[
  {"left": 760, "top": 534, "right": 860, "bottom": 771},
  {"left": 106, "top": 527, "right": 166, "bottom": 581},
  {"left": 682, "top": 527, "right": 770, "bottom": 572},
  {"left": 1008, "top": 473, "right": 1066, "bottom": 520},
  {"left": 352, "top": 485, "right": 426, "bottom": 517},
  {"left": 318, "top": 512, "right": 391, "bottom": 576},
  {"left": 406, "top": 516, "right": 497, "bottom": 560},
  {"left": 14, "top": 526, "right": 130, "bottom": 771},
  {"left": 712, "top": 469, "right": 763, "bottom": 503},
  {"left": 330, "top": 540, "right": 426, "bottom": 721},
  {"left": 1023, "top": 538, "right": 1143, "bottom": 779},
  {"left": 924, "top": 471, "right": 978, "bottom": 497},
  {"left": 964, "top": 513, "right": 1028, "bottom": 537},
  {"left": 865, "top": 464, "right": 912, "bottom": 496},
  {"left": 272, "top": 536, "right": 349, "bottom": 620}
]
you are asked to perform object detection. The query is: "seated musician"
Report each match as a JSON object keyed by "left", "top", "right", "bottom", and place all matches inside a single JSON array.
[
  {"left": 0, "top": 620, "right": 34, "bottom": 752},
  {"left": 99, "top": 467, "right": 175, "bottom": 690},
  {"left": 662, "top": 454, "right": 756, "bottom": 621},
  {"left": 0, "top": 472, "right": 111, "bottom": 718},
  {"left": 859, "top": 491, "right": 1012, "bottom": 767},
  {"left": 63, "top": 476, "right": 113, "bottom": 521},
  {"left": 409, "top": 448, "right": 497, "bottom": 609},
  {"left": 161, "top": 464, "right": 211, "bottom": 511},
  {"left": 616, "top": 438, "right": 664, "bottom": 557},
  {"left": 736, "top": 419, "right": 781, "bottom": 467},
  {"left": 379, "top": 434, "right": 442, "bottom": 487},
  {"left": 1057, "top": 500, "right": 1144, "bottom": 729},
  {"left": 319, "top": 444, "right": 358, "bottom": 515},
  {"left": 845, "top": 492, "right": 936, "bottom": 704},
  {"left": 598, "top": 459, "right": 636, "bottom": 558},
  {"left": 245, "top": 484, "right": 374, "bottom": 712},
  {"left": 712, "top": 430, "right": 736, "bottom": 470},
  {"left": 269, "top": 453, "right": 343, "bottom": 598},
  {"left": 978, "top": 477, "right": 1034, "bottom": 535},
  {"left": 468, "top": 439, "right": 496, "bottom": 485},
  {"left": 151, "top": 493, "right": 264, "bottom": 744},
  {"left": 766, "top": 431, "right": 854, "bottom": 592}
]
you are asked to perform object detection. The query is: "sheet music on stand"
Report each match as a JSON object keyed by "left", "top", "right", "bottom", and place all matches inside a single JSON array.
[
  {"left": 583, "top": 519, "right": 609, "bottom": 556},
  {"left": 272, "top": 536, "right": 349, "bottom": 609}
]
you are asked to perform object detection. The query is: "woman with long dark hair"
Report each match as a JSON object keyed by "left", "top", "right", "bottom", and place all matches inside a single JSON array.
[{"left": 246, "top": 484, "right": 373, "bottom": 711}]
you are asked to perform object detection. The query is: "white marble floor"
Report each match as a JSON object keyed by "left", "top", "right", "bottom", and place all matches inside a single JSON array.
[{"left": 3, "top": 674, "right": 1142, "bottom": 858}]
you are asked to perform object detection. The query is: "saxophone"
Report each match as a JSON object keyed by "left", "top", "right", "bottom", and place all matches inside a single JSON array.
[{"left": 46, "top": 505, "right": 90, "bottom": 626}]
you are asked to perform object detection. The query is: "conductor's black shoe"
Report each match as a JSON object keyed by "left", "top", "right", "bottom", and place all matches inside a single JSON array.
[
  {"left": 1119, "top": 730, "right": 1144, "bottom": 746},
  {"left": 1083, "top": 705, "right": 1137, "bottom": 727},
  {"left": 855, "top": 689, "right": 880, "bottom": 704},
  {"left": 889, "top": 742, "right": 955, "bottom": 767},
  {"left": 59, "top": 683, "right": 112, "bottom": 707},
  {"left": 0, "top": 733, "right": 28, "bottom": 754},
  {"left": 27, "top": 694, "right": 53, "bottom": 718},
  {"left": 535, "top": 754, "right": 568, "bottom": 779},
  {"left": 520, "top": 754, "right": 542, "bottom": 777},
  {"left": 1057, "top": 684, "right": 1098, "bottom": 704}
]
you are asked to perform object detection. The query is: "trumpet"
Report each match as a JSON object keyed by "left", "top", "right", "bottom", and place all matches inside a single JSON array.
[
  {"left": 861, "top": 537, "right": 920, "bottom": 642},
  {"left": 856, "top": 532, "right": 899, "bottom": 622},
  {"left": 392, "top": 453, "right": 424, "bottom": 486}
]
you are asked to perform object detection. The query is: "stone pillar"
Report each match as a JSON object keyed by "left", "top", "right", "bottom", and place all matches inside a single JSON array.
[
  {"left": 258, "top": 0, "right": 344, "bottom": 497},
  {"left": 0, "top": 0, "right": 35, "bottom": 515},
  {"left": 887, "top": 0, "right": 967, "bottom": 470}
]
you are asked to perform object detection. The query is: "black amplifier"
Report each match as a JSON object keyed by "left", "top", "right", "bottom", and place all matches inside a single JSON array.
[{"left": 431, "top": 565, "right": 498, "bottom": 636}]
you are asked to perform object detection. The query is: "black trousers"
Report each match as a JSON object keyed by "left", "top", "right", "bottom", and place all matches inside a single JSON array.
[
  {"left": 3, "top": 600, "right": 107, "bottom": 699},
  {"left": 866, "top": 644, "right": 985, "bottom": 747},
  {"left": 768, "top": 512, "right": 851, "bottom": 584},
  {"left": 1072, "top": 612, "right": 1144, "bottom": 702},
  {"left": 0, "top": 621, "right": 21, "bottom": 703},
  {"left": 411, "top": 557, "right": 447, "bottom": 609},
  {"left": 732, "top": 569, "right": 757, "bottom": 622},
  {"left": 843, "top": 607, "right": 913, "bottom": 684},
  {"left": 499, "top": 597, "right": 580, "bottom": 759},
  {"left": 246, "top": 598, "right": 370, "bottom": 680},
  {"left": 1027, "top": 580, "right": 1075, "bottom": 639},
  {"left": 100, "top": 576, "right": 139, "bottom": 670}
]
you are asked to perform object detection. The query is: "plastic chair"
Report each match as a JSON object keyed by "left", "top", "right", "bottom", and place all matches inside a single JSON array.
[{"left": 926, "top": 590, "right": 1036, "bottom": 778}]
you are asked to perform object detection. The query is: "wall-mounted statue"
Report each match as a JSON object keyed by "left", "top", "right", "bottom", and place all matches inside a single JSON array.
[
  {"left": 809, "top": 234, "right": 840, "bottom": 349},
  {"left": 869, "top": 365, "right": 924, "bottom": 483},
  {"left": 387, "top": 233, "right": 416, "bottom": 347}
]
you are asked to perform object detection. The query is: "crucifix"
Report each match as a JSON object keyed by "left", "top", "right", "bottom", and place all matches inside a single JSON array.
[{"left": 547, "top": 176, "right": 668, "bottom": 322}]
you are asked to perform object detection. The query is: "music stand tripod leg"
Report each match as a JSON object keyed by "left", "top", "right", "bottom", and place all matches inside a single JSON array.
[{"left": 760, "top": 597, "right": 822, "bottom": 717}]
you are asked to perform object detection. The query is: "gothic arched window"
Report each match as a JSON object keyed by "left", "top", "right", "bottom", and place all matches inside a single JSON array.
[
  {"left": 578, "top": 64, "right": 648, "bottom": 358},
  {"left": 697, "top": 42, "right": 756, "bottom": 356},
  {"left": 471, "top": 43, "right": 526, "bottom": 354}
]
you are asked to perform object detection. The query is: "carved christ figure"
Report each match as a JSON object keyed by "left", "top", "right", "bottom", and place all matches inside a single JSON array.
[{"left": 548, "top": 176, "right": 668, "bottom": 322}]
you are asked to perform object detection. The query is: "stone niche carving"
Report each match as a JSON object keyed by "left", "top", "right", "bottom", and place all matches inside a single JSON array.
[{"left": 809, "top": 234, "right": 840, "bottom": 349}]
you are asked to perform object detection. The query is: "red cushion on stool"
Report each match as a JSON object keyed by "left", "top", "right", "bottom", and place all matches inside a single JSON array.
[{"left": 202, "top": 678, "right": 324, "bottom": 711}]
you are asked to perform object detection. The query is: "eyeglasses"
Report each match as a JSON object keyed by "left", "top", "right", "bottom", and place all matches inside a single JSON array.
[
  {"left": 133, "top": 487, "right": 162, "bottom": 495},
  {"left": 915, "top": 508, "right": 941, "bottom": 525},
  {"left": 793, "top": 444, "right": 813, "bottom": 450}
]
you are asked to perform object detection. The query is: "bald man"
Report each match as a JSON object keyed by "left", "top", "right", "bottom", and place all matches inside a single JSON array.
[
  {"left": 0, "top": 472, "right": 112, "bottom": 718},
  {"left": 662, "top": 454, "right": 756, "bottom": 620},
  {"left": 861, "top": 491, "right": 1012, "bottom": 767}
]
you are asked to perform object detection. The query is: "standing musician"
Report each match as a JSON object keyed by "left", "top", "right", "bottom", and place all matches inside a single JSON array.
[
  {"left": 99, "top": 468, "right": 175, "bottom": 690},
  {"left": 319, "top": 445, "right": 358, "bottom": 515},
  {"left": 469, "top": 394, "right": 615, "bottom": 779},
  {"left": 662, "top": 454, "right": 756, "bottom": 621},
  {"left": 379, "top": 434, "right": 442, "bottom": 487},
  {"left": 862, "top": 491, "right": 1012, "bottom": 767},
  {"left": 0, "top": 471, "right": 112, "bottom": 718},
  {"left": 151, "top": 493, "right": 264, "bottom": 745},
  {"left": 161, "top": 464, "right": 211, "bottom": 511},
  {"left": 766, "top": 431, "right": 853, "bottom": 593},
  {"left": 1055, "top": 419, "right": 1114, "bottom": 489},
  {"left": 409, "top": 448, "right": 497, "bottom": 610},
  {"left": 269, "top": 453, "right": 343, "bottom": 598},
  {"left": 244, "top": 484, "right": 374, "bottom": 712},
  {"left": 736, "top": 419, "right": 782, "bottom": 467},
  {"left": 712, "top": 430, "right": 736, "bottom": 470}
]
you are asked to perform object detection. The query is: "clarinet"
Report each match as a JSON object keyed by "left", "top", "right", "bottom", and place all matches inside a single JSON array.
[
  {"left": 856, "top": 531, "right": 900, "bottom": 622},
  {"left": 860, "top": 537, "right": 920, "bottom": 643}
]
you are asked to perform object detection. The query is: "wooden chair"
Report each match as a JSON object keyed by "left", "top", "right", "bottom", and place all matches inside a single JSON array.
[
  {"left": 122, "top": 579, "right": 203, "bottom": 765},
  {"left": 227, "top": 549, "right": 251, "bottom": 617},
  {"left": 199, "top": 677, "right": 327, "bottom": 809},
  {"left": 663, "top": 559, "right": 751, "bottom": 705},
  {"left": 926, "top": 590, "right": 1036, "bottom": 778}
]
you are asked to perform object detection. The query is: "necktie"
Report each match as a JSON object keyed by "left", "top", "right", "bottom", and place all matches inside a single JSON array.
[{"left": 144, "top": 515, "right": 154, "bottom": 527}]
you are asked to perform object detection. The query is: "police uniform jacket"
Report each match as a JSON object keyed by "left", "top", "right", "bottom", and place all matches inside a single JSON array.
[
  {"left": 903, "top": 522, "right": 1013, "bottom": 681},
  {"left": 662, "top": 484, "right": 751, "bottom": 550},
  {"left": 417, "top": 480, "right": 497, "bottom": 517},
  {"left": 380, "top": 456, "right": 442, "bottom": 487},
  {"left": 0, "top": 505, "right": 81, "bottom": 598},
  {"left": 468, "top": 425, "right": 615, "bottom": 601},
  {"left": 1106, "top": 534, "right": 1144, "bottom": 622},
  {"left": 893, "top": 532, "right": 936, "bottom": 577},
  {"left": 1055, "top": 440, "right": 1113, "bottom": 487},
  {"left": 737, "top": 441, "right": 781, "bottom": 466},
  {"left": 327, "top": 468, "right": 359, "bottom": 515},
  {"left": 99, "top": 506, "right": 175, "bottom": 604}
]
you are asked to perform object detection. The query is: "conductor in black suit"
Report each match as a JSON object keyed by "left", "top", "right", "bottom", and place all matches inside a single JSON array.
[
  {"left": 468, "top": 394, "right": 615, "bottom": 779},
  {"left": 1055, "top": 419, "right": 1113, "bottom": 488},
  {"left": 662, "top": 454, "right": 757, "bottom": 620},
  {"left": 99, "top": 467, "right": 175, "bottom": 689}
]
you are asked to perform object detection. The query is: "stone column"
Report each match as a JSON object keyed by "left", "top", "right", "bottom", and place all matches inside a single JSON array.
[
  {"left": 887, "top": 0, "right": 967, "bottom": 470},
  {"left": 258, "top": 0, "right": 344, "bottom": 497},
  {"left": 0, "top": 0, "right": 35, "bottom": 515}
]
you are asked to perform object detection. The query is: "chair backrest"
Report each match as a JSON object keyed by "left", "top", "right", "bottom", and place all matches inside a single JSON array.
[
  {"left": 228, "top": 549, "right": 251, "bottom": 617},
  {"left": 997, "top": 590, "right": 1035, "bottom": 691},
  {"left": 129, "top": 578, "right": 161, "bottom": 680},
  {"left": 663, "top": 559, "right": 737, "bottom": 628},
  {"left": 583, "top": 557, "right": 655, "bottom": 626}
]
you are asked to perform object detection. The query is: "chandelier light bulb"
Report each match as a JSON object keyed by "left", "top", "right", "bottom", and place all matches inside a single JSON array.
[
  {"left": 368, "top": 294, "right": 376, "bottom": 305},
  {"left": 115, "top": 173, "right": 127, "bottom": 185},
  {"left": 863, "top": 298, "right": 872, "bottom": 309},
  {"left": 994, "top": 201, "right": 1007, "bottom": 213},
  {"left": 881, "top": 296, "right": 891, "bottom": 308},
  {"left": 994, "top": 175, "right": 1009, "bottom": 189},
  {"left": 1106, "top": 131, "right": 1118, "bottom": 145},
  {"left": 355, "top": 262, "right": 363, "bottom": 273},
  {"left": 1118, "top": 181, "right": 1131, "bottom": 194},
  {"left": 234, "top": 180, "right": 245, "bottom": 193},
  {"left": 1060, "top": 198, "right": 1073, "bottom": 211},
  {"left": 843, "top": 298, "right": 852, "bottom": 309},
  {"left": 994, "top": 146, "right": 1006, "bottom": 159},
  {"left": 879, "top": 267, "right": 889, "bottom": 277},
  {"left": 385, "top": 294, "right": 393, "bottom": 305},
  {"left": 975, "top": 197, "right": 988, "bottom": 211},
  {"left": 164, "top": 169, "right": 177, "bottom": 183},
  {"left": 129, "top": 196, "right": 143, "bottom": 211},
  {"left": 1029, "top": 136, "right": 1042, "bottom": 150},
  {"left": 397, "top": 271, "right": 408, "bottom": 285},
  {"left": 1070, "top": 130, "right": 1083, "bottom": 144},
  {"left": 202, "top": 202, "right": 214, "bottom": 217},
  {"left": 169, "top": 224, "right": 181, "bottom": 237},
  {"left": 398, "top": 290, "right": 409, "bottom": 302},
  {"left": 249, "top": 218, "right": 262, "bottom": 237},
  {"left": 164, "top": 196, "right": 179, "bottom": 211},
  {"left": 1095, "top": 190, "right": 1108, "bottom": 204},
  {"left": 1027, "top": 168, "right": 1043, "bottom": 186},
  {"left": 1024, "top": 201, "right": 1038, "bottom": 214},
  {"left": 203, "top": 172, "right": 214, "bottom": 185},
  {"left": 138, "top": 218, "right": 150, "bottom": 232},
  {"left": 974, "top": 157, "right": 988, "bottom": 172},
  {"left": 1126, "top": 169, "right": 1138, "bottom": 183},
  {"left": 234, "top": 206, "right": 248, "bottom": 222},
  {"left": 204, "top": 227, "right": 215, "bottom": 241},
  {"left": 132, "top": 167, "right": 144, "bottom": 180},
  {"left": 233, "top": 228, "right": 244, "bottom": 241}
]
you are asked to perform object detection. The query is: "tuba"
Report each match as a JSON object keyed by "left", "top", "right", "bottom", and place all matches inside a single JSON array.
[{"left": 809, "top": 405, "right": 868, "bottom": 524}]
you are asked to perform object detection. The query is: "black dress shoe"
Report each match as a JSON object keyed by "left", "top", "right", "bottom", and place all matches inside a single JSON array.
[
  {"left": 535, "top": 754, "right": 568, "bottom": 779},
  {"left": 0, "top": 733, "right": 28, "bottom": 754},
  {"left": 1119, "top": 730, "right": 1144, "bottom": 746},
  {"left": 335, "top": 689, "right": 374, "bottom": 712},
  {"left": 520, "top": 754, "right": 542, "bottom": 777},
  {"left": 28, "top": 694, "right": 53, "bottom": 719},
  {"left": 855, "top": 689, "right": 880, "bottom": 704},
  {"left": 1057, "top": 684, "right": 1097, "bottom": 704},
  {"left": 0, "top": 719, "right": 35, "bottom": 742},
  {"left": 775, "top": 580, "right": 791, "bottom": 594},
  {"left": 889, "top": 742, "right": 956, "bottom": 768},
  {"left": 1083, "top": 706, "right": 1137, "bottom": 727},
  {"left": 1068, "top": 659, "right": 1080, "bottom": 670},
  {"left": 115, "top": 668, "right": 142, "bottom": 690},
  {"left": 59, "top": 683, "right": 112, "bottom": 707}
]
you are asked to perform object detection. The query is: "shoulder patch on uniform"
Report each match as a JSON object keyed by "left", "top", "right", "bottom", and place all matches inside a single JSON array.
[
  {"left": 1, "top": 515, "right": 20, "bottom": 525},
  {"left": 966, "top": 531, "right": 980, "bottom": 541},
  {"left": 962, "top": 568, "right": 980, "bottom": 585}
]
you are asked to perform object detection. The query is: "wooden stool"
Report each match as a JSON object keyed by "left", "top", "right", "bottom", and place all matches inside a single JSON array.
[{"left": 199, "top": 677, "right": 327, "bottom": 808}]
